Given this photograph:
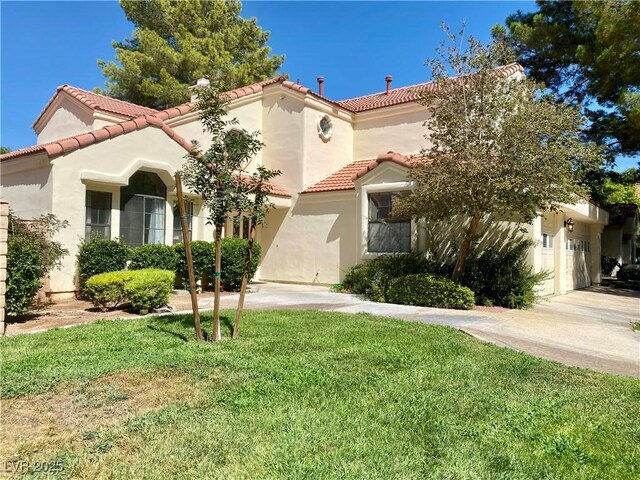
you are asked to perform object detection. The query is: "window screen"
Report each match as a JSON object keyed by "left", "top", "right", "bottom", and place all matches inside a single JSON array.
[{"left": 367, "top": 191, "right": 411, "bottom": 253}]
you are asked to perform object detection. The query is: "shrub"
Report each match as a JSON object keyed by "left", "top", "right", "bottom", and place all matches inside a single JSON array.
[
  {"left": 174, "top": 241, "right": 214, "bottom": 288},
  {"left": 84, "top": 269, "right": 174, "bottom": 313},
  {"left": 617, "top": 264, "right": 640, "bottom": 281},
  {"left": 461, "top": 240, "right": 549, "bottom": 309},
  {"left": 123, "top": 269, "right": 175, "bottom": 313},
  {"left": 77, "top": 237, "right": 130, "bottom": 291},
  {"left": 6, "top": 212, "right": 68, "bottom": 316},
  {"left": 219, "top": 237, "right": 262, "bottom": 291},
  {"left": 601, "top": 256, "right": 621, "bottom": 277},
  {"left": 129, "top": 244, "right": 177, "bottom": 271},
  {"left": 85, "top": 271, "right": 133, "bottom": 311},
  {"left": 342, "top": 251, "right": 433, "bottom": 301},
  {"left": 387, "top": 274, "right": 475, "bottom": 310}
]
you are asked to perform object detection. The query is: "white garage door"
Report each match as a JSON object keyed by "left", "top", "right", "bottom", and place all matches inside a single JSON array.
[{"left": 566, "top": 235, "right": 591, "bottom": 290}]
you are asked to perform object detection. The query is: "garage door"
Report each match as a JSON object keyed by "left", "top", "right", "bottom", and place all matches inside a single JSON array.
[{"left": 566, "top": 235, "right": 591, "bottom": 290}]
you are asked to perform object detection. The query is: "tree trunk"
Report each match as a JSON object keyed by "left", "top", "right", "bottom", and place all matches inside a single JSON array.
[
  {"left": 175, "top": 173, "right": 203, "bottom": 341},
  {"left": 232, "top": 218, "right": 254, "bottom": 340},
  {"left": 452, "top": 213, "right": 481, "bottom": 283},
  {"left": 213, "top": 225, "right": 222, "bottom": 341}
]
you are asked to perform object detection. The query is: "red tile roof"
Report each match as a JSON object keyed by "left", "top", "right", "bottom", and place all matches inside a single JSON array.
[
  {"left": 301, "top": 152, "right": 415, "bottom": 194},
  {"left": 337, "top": 63, "right": 524, "bottom": 112},
  {"left": 33, "top": 85, "right": 159, "bottom": 129}
]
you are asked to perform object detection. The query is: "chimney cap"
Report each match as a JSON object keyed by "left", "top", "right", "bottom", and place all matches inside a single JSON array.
[
  {"left": 385, "top": 75, "right": 393, "bottom": 81},
  {"left": 317, "top": 76, "right": 325, "bottom": 82}
]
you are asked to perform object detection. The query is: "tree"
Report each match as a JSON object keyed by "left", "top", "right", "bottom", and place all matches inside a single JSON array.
[
  {"left": 181, "top": 83, "right": 265, "bottom": 341},
  {"left": 232, "top": 165, "right": 280, "bottom": 339},
  {"left": 394, "top": 25, "right": 603, "bottom": 282},
  {"left": 499, "top": 1, "right": 640, "bottom": 158},
  {"left": 0, "top": 147, "right": 11, "bottom": 154},
  {"left": 98, "top": 0, "right": 283, "bottom": 109}
]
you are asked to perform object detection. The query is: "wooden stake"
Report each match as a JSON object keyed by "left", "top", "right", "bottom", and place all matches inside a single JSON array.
[{"left": 175, "top": 172, "right": 204, "bottom": 341}]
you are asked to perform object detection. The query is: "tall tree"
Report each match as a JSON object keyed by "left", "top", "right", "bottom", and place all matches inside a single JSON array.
[
  {"left": 181, "top": 83, "right": 264, "bottom": 341},
  {"left": 498, "top": 0, "right": 640, "bottom": 158},
  {"left": 395, "top": 25, "right": 604, "bottom": 282},
  {"left": 98, "top": 0, "right": 283, "bottom": 109},
  {"left": 0, "top": 147, "right": 11, "bottom": 155}
]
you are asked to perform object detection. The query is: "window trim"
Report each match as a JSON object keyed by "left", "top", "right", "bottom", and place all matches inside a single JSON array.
[{"left": 360, "top": 181, "right": 415, "bottom": 259}]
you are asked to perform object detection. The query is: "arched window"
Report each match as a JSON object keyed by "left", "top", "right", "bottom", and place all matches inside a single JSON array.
[{"left": 120, "top": 171, "right": 166, "bottom": 246}]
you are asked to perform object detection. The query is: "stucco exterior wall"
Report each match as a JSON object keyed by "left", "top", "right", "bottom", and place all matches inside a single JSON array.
[
  {"left": 36, "top": 96, "right": 94, "bottom": 144},
  {"left": 258, "top": 192, "right": 358, "bottom": 284},
  {"left": 0, "top": 159, "right": 53, "bottom": 219},
  {"left": 354, "top": 106, "right": 431, "bottom": 160}
]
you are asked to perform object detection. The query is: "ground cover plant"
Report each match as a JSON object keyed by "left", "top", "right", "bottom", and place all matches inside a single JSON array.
[{"left": 1, "top": 311, "right": 638, "bottom": 479}]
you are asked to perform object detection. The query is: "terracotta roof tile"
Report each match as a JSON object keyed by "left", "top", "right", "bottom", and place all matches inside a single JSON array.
[
  {"left": 301, "top": 152, "right": 418, "bottom": 194},
  {"left": 33, "top": 85, "right": 158, "bottom": 129},
  {"left": 337, "top": 63, "right": 524, "bottom": 112}
]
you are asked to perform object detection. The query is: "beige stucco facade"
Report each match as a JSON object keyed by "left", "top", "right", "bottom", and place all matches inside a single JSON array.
[{"left": 0, "top": 75, "right": 609, "bottom": 297}]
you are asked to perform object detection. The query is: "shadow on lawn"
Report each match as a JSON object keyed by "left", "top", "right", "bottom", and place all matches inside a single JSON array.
[{"left": 147, "top": 313, "right": 234, "bottom": 341}]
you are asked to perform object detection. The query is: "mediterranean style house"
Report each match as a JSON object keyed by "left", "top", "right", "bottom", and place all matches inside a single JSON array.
[{"left": 0, "top": 63, "right": 608, "bottom": 298}]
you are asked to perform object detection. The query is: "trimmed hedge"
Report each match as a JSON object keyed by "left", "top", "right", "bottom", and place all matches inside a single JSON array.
[
  {"left": 387, "top": 274, "right": 475, "bottom": 310},
  {"left": 174, "top": 241, "right": 215, "bottom": 288},
  {"left": 617, "top": 264, "right": 640, "bottom": 281},
  {"left": 129, "top": 244, "right": 177, "bottom": 271},
  {"left": 342, "top": 251, "right": 433, "bottom": 302},
  {"left": 77, "top": 237, "right": 130, "bottom": 290},
  {"left": 85, "top": 269, "right": 174, "bottom": 313},
  {"left": 219, "top": 238, "right": 262, "bottom": 291},
  {"left": 601, "top": 256, "right": 621, "bottom": 277}
]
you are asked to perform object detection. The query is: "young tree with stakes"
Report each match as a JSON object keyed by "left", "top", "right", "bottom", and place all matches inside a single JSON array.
[
  {"left": 394, "top": 25, "right": 604, "bottom": 282},
  {"left": 181, "top": 83, "right": 264, "bottom": 341}
]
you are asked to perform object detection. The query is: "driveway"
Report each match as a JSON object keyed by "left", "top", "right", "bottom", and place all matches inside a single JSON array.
[{"left": 212, "top": 282, "right": 640, "bottom": 378}]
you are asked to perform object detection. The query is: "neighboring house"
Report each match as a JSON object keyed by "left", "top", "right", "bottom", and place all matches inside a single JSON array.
[
  {"left": 0, "top": 63, "right": 608, "bottom": 298},
  {"left": 602, "top": 204, "right": 639, "bottom": 271}
]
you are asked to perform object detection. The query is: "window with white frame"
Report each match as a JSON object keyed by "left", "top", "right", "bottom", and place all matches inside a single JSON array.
[
  {"left": 542, "top": 233, "right": 553, "bottom": 249},
  {"left": 85, "top": 190, "right": 111, "bottom": 239},
  {"left": 120, "top": 171, "right": 166, "bottom": 247},
  {"left": 172, "top": 200, "right": 193, "bottom": 244},
  {"left": 367, "top": 191, "right": 411, "bottom": 253}
]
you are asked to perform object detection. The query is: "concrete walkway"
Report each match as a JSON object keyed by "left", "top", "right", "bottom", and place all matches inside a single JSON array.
[{"left": 208, "top": 282, "right": 640, "bottom": 378}]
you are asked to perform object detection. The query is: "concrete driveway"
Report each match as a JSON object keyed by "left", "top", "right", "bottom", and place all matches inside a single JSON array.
[{"left": 212, "top": 282, "right": 640, "bottom": 378}]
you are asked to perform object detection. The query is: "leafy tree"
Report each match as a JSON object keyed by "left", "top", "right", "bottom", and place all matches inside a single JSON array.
[
  {"left": 98, "top": 0, "right": 283, "bottom": 109},
  {"left": 0, "top": 146, "right": 11, "bottom": 154},
  {"left": 181, "top": 83, "right": 268, "bottom": 341},
  {"left": 499, "top": 0, "right": 640, "bottom": 158},
  {"left": 395, "top": 25, "right": 603, "bottom": 282}
]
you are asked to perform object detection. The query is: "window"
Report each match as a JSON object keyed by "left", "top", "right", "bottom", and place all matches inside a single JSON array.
[
  {"left": 231, "top": 215, "right": 251, "bottom": 239},
  {"left": 367, "top": 191, "right": 411, "bottom": 253},
  {"left": 120, "top": 171, "right": 166, "bottom": 247},
  {"left": 172, "top": 201, "right": 193, "bottom": 244},
  {"left": 542, "top": 233, "right": 553, "bottom": 249},
  {"left": 85, "top": 191, "right": 111, "bottom": 239}
]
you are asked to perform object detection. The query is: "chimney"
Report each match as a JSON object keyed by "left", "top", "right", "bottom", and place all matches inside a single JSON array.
[
  {"left": 385, "top": 75, "right": 392, "bottom": 94},
  {"left": 317, "top": 76, "right": 325, "bottom": 96},
  {"left": 190, "top": 77, "right": 210, "bottom": 102}
]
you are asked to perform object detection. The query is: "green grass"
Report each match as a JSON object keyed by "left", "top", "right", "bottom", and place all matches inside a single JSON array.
[
  {"left": 1, "top": 310, "right": 639, "bottom": 479},
  {"left": 633, "top": 321, "right": 640, "bottom": 331}
]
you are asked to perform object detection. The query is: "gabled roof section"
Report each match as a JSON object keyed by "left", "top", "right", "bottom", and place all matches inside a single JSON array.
[
  {"left": 33, "top": 85, "right": 159, "bottom": 129},
  {"left": 301, "top": 152, "right": 415, "bottom": 194},
  {"left": 337, "top": 63, "right": 524, "bottom": 112}
]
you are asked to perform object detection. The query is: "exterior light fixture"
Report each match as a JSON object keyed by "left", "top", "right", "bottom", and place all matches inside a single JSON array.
[{"left": 564, "top": 218, "right": 575, "bottom": 233}]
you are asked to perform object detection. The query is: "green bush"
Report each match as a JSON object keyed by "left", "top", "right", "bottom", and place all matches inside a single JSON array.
[
  {"left": 77, "top": 237, "right": 130, "bottom": 291},
  {"left": 342, "top": 251, "right": 433, "bottom": 301},
  {"left": 129, "top": 244, "right": 177, "bottom": 271},
  {"left": 601, "top": 256, "right": 621, "bottom": 277},
  {"left": 84, "top": 269, "right": 174, "bottom": 313},
  {"left": 124, "top": 269, "right": 175, "bottom": 313},
  {"left": 85, "top": 271, "right": 133, "bottom": 311},
  {"left": 174, "top": 241, "right": 215, "bottom": 288},
  {"left": 461, "top": 240, "right": 548, "bottom": 309},
  {"left": 617, "top": 264, "right": 640, "bottom": 281},
  {"left": 387, "top": 274, "right": 475, "bottom": 310},
  {"left": 6, "top": 212, "right": 68, "bottom": 316},
  {"left": 219, "top": 238, "right": 262, "bottom": 291}
]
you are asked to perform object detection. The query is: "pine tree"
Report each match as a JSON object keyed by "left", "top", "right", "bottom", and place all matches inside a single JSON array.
[{"left": 97, "top": 0, "right": 283, "bottom": 109}]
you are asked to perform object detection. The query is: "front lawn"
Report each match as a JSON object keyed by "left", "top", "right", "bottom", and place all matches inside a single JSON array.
[{"left": 1, "top": 311, "right": 639, "bottom": 479}]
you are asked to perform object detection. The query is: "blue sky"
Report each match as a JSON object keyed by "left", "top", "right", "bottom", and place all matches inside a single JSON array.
[{"left": 1, "top": 1, "right": 635, "bottom": 170}]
